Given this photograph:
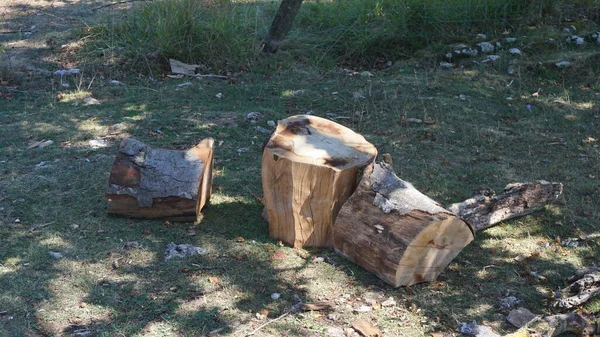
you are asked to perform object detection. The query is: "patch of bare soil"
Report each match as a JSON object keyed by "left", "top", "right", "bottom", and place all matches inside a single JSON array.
[{"left": 0, "top": 0, "right": 130, "bottom": 93}]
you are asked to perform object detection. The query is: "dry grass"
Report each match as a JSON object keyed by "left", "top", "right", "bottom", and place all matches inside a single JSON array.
[{"left": 1, "top": 1, "right": 600, "bottom": 336}]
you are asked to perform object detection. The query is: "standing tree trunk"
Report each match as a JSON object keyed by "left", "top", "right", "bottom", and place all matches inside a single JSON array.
[
  {"left": 261, "top": 115, "right": 377, "bottom": 248},
  {"left": 262, "top": 0, "right": 304, "bottom": 53}
]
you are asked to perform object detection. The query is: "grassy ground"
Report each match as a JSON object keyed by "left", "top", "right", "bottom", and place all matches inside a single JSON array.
[{"left": 1, "top": 0, "right": 600, "bottom": 336}]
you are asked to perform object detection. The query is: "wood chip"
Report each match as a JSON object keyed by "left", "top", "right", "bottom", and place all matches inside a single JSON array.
[
  {"left": 300, "top": 301, "right": 334, "bottom": 311},
  {"left": 351, "top": 320, "right": 382, "bottom": 337}
]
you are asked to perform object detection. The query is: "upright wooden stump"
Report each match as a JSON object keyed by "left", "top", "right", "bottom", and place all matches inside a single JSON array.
[
  {"left": 261, "top": 115, "right": 377, "bottom": 248},
  {"left": 333, "top": 162, "right": 474, "bottom": 287},
  {"left": 105, "top": 138, "right": 214, "bottom": 221}
]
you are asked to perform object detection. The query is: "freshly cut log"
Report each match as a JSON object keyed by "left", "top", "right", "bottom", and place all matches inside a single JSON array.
[
  {"left": 447, "top": 181, "right": 563, "bottom": 232},
  {"left": 105, "top": 138, "right": 214, "bottom": 221},
  {"left": 333, "top": 162, "right": 474, "bottom": 287},
  {"left": 261, "top": 115, "right": 377, "bottom": 248}
]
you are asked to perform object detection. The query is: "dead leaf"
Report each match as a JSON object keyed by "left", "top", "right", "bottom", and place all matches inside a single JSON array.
[
  {"left": 208, "top": 276, "right": 220, "bottom": 284},
  {"left": 269, "top": 250, "right": 287, "bottom": 261},
  {"left": 236, "top": 236, "right": 245, "bottom": 243}
]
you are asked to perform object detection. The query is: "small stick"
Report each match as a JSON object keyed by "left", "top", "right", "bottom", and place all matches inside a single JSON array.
[
  {"left": 91, "top": 0, "right": 148, "bottom": 11},
  {"left": 245, "top": 311, "right": 291, "bottom": 336}
]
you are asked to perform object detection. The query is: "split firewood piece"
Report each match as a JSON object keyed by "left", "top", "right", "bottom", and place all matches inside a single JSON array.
[
  {"left": 554, "top": 266, "right": 600, "bottom": 310},
  {"left": 262, "top": 115, "right": 377, "bottom": 248},
  {"left": 105, "top": 138, "right": 214, "bottom": 221},
  {"left": 447, "top": 181, "right": 563, "bottom": 232},
  {"left": 333, "top": 161, "right": 474, "bottom": 287},
  {"left": 351, "top": 319, "right": 382, "bottom": 337}
]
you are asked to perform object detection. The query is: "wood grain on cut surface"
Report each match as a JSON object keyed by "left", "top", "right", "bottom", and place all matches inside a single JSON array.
[
  {"left": 333, "top": 162, "right": 474, "bottom": 287},
  {"left": 262, "top": 115, "right": 377, "bottom": 247}
]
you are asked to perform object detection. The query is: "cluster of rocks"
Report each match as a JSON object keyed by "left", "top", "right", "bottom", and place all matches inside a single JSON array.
[{"left": 440, "top": 28, "right": 600, "bottom": 69}]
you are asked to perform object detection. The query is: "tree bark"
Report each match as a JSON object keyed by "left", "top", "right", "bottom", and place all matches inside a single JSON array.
[
  {"left": 554, "top": 266, "right": 600, "bottom": 310},
  {"left": 261, "top": 115, "right": 377, "bottom": 248},
  {"left": 105, "top": 138, "right": 214, "bottom": 221},
  {"left": 333, "top": 162, "right": 475, "bottom": 287},
  {"left": 447, "top": 181, "right": 563, "bottom": 232},
  {"left": 262, "top": 0, "right": 304, "bottom": 53}
]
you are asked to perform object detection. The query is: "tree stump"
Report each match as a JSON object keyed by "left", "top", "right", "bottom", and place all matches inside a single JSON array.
[
  {"left": 333, "top": 162, "right": 474, "bottom": 287},
  {"left": 261, "top": 115, "right": 377, "bottom": 248},
  {"left": 105, "top": 138, "right": 214, "bottom": 221}
]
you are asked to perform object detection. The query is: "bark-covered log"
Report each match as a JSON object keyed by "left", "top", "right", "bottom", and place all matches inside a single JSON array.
[
  {"left": 554, "top": 266, "right": 600, "bottom": 310},
  {"left": 333, "top": 162, "right": 474, "bottom": 287},
  {"left": 105, "top": 138, "right": 214, "bottom": 221},
  {"left": 447, "top": 181, "right": 563, "bottom": 232},
  {"left": 261, "top": 115, "right": 377, "bottom": 248}
]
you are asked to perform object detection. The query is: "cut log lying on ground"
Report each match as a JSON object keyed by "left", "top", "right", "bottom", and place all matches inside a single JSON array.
[
  {"left": 554, "top": 266, "right": 600, "bottom": 310},
  {"left": 333, "top": 161, "right": 475, "bottom": 287},
  {"left": 447, "top": 180, "right": 563, "bottom": 232},
  {"left": 333, "top": 154, "right": 563, "bottom": 287},
  {"left": 105, "top": 138, "right": 214, "bottom": 221},
  {"left": 262, "top": 115, "right": 377, "bottom": 248}
]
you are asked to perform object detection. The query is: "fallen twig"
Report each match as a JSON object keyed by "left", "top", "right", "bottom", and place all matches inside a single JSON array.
[
  {"left": 245, "top": 311, "right": 291, "bottom": 336},
  {"left": 91, "top": 0, "right": 149, "bottom": 11},
  {"left": 554, "top": 266, "right": 600, "bottom": 310},
  {"left": 447, "top": 181, "right": 563, "bottom": 232}
]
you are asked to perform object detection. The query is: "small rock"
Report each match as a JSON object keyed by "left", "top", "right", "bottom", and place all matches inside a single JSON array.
[
  {"left": 353, "top": 305, "right": 372, "bottom": 313},
  {"left": 255, "top": 126, "right": 272, "bottom": 134},
  {"left": 123, "top": 241, "right": 140, "bottom": 249},
  {"left": 267, "top": 120, "right": 276, "bottom": 127},
  {"left": 546, "top": 38, "right": 556, "bottom": 44},
  {"left": 591, "top": 32, "right": 600, "bottom": 43},
  {"left": 563, "top": 27, "right": 572, "bottom": 33},
  {"left": 215, "top": 92, "right": 223, "bottom": 99},
  {"left": 246, "top": 111, "right": 262, "bottom": 122},
  {"left": 482, "top": 55, "right": 500, "bottom": 63},
  {"left": 38, "top": 140, "right": 54, "bottom": 148},
  {"left": 109, "top": 80, "right": 125, "bottom": 86},
  {"left": 476, "top": 34, "right": 487, "bottom": 40},
  {"left": 14, "top": 218, "right": 20, "bottom": 223},
  {"left": 381, "top": 297, "right": 396, "bottom": 307},
  {"left": 312, "top": 256, "right": 325, "bottom": 263},
  {"left": 504, "top": 37, "right": 517, "bottom": 43},
  {"left": 270, "top": 292, "right": 280, "bottom": 300},
  {"left": 353, "top": 92, "right": 365, "bottom": 100},
  {"left": 499, "top": 296, "right": 521, "bottom": 309},
  {"left": 89, "top": 139, "right": 109, "bottom": 149},
  {"left": 49, "top": 251, "right": 63, "bottom": 259},
  {"left": 326, "top": 327, "right": 345, "bottom": 337},
  {"left": 176, "top": 82, "right": 192, "bottom": 88},
  {"left": 506, "top": 307, "right": 537, "bottom": 328},
  {"left": 477, "top": 42, "right": 495, "bottom": 53},
  {"left": 360, "top": 71, "right": 374, "bottom": 77},
  {"left": 509, "top": 48, "right": 521, "bottom": 56},
  {"left": 164, "top": 243, "right": 207, "bottom": 260},
  {"left": 83, "top": 97, "right": 100, "bottom": 105},
  {"left": 236, "top": 147, "right": 249, "bottom": 153},
  {"left": 556, "top": 61, "right": 571, "bottom": 68},
  {"left": 458, "top": 94, "right": 467, "bottom": 100},
  {"left": 439, "top": 61, "right": 454, "bottom": 68},
  {"left": 405, "top": 118, "right": 422, "bottom": 124},
  {"left": 458, "top": 323, "right": 500, "bottom": 337}
]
